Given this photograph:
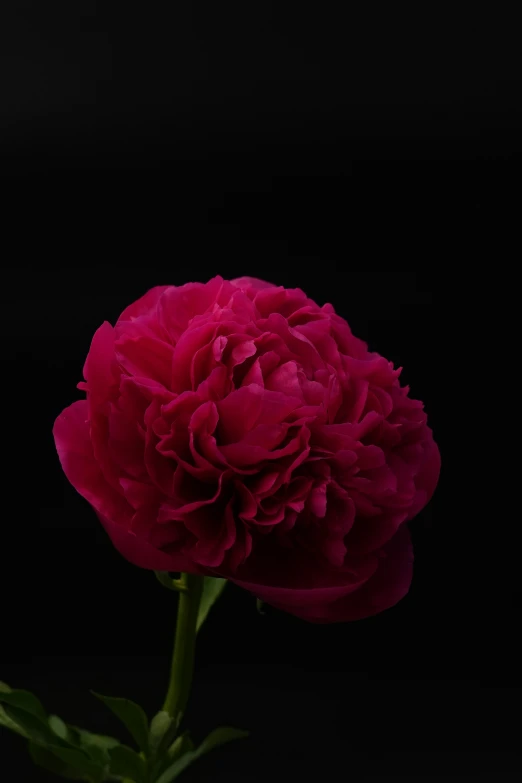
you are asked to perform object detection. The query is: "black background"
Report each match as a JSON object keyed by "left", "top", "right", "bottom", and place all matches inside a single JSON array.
[{"left": 1, "top": 3, "right": 520, "bottom": 782}]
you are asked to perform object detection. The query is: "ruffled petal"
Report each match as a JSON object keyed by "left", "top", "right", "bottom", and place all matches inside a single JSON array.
[
  {"left": 231, "top": 525, "right": 413, "bottom": 623},
  {"left": 53, "top": 401, "right": 194, "bottom": 572}
]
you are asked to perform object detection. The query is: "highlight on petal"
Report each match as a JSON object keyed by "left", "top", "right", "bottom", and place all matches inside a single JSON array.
[{"left": 231, "top": 276, "right": 276, "bottom": 292}]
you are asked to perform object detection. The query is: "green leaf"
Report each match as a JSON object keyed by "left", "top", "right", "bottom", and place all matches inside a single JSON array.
[
  {"left": 256, "top": 598, "right": 266, "bottom": 615},
  {"left": 198, "top": 726, "right": 249, "bottom": 754},
  {"left": 74, "top": 727, "right": 120, "bottom": 765},
  {"left": 149, "top": 710, "right": 174, "bottom": 754},
  {"left": 167, "top": 732, "right": 194, "bottom": 762},
  {"left": 108, "top": 745, "right": 147, "bottom": 783},
  {"left": 154, "top": 752, "right": 194, "bottom": 783},
  {"left": 0, "top": 683, "right": 43, "bottom": 740},
  {"left": 150, "top": 731, "right": 194, "bottom": 781},
  {"left": 196, "top": 577, "right": 227, "bottom": 633},
  {"left": 47, "top": 745, "right": 106, "bottom": 782},
  {"left": 0, "top": 681, "right": 27, "bottom": 738},
  {"left": 0, "top": 686, "right": 47, "bottom": 722},
  {"left": 92, "top": 692, "right": 149, "bottom": 754},
  {"left": 1, "top": 703, "right": 58, "bottom": 746},
  {"left": 0, "top": 703, "right": 29, "bottom": 738},
  {"left": 155, "top": 726, "right": 248, "bottom": 783},
  {"left": 28, "top": 742, "right": 87, "bottom": 780},
  {"left": 49, "top": 714, "right": 70, "bottom": 742}
]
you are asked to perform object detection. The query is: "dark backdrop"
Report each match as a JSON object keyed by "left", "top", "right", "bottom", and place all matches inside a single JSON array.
[{"left": 1, "top": 3, "right": 520, "bottom": 782}]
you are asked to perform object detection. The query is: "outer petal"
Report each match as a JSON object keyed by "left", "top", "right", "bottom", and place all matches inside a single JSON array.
[
  {"left": 230, "top": 525, "right": 413, "bottom": 623},
  {"left": 117, "top": 286, "right": 172, "bottom": 323},
  {"left": 53, "top": 400, "right": 194, "bottom": 572},
  {"left": 158, "top": 277, "right": 226, "bottom": 340},
  {"left": 82, "top": 321, "right": 118, "bottom": 404},
  {"left": 231, "top": 276, "right": 276, "bottom": 292},
  {"left": 291, "top": 525, "right": 414, "bottom": 622},
  {"left": 96, "top": 512, "right": 198, "bottom": 572},
  {"left": 53, "top": 400, "right": 130, "bottom": 524}
]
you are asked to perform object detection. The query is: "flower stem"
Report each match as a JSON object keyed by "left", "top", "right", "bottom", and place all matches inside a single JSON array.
[{"left": 162, "top": 573, "right": 204, "bottom": 722}]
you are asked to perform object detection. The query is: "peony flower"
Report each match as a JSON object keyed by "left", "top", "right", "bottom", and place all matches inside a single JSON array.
[{"left": 53, "top": 276, "right": 440, "bottom": 622}]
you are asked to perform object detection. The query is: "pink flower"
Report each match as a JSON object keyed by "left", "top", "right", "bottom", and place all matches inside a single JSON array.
[{"left": 53, "top": 276, "right": 440, "bottom": 622}]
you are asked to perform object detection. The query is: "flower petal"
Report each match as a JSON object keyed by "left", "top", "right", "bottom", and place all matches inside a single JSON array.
[
  {"left": 231, "top": 525, "right": 413, "bottom": 623},
  {"left": 53, "top": 401, "right": 193, "bottom": 572},
  {"left": 117, "top": 286, "right": 171, "bottom": 322}
]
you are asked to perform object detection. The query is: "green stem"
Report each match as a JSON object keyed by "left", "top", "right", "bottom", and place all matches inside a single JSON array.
[{"left": 162, "top": 573, "right": 204, "bottom": 721}]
